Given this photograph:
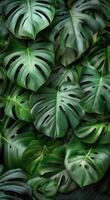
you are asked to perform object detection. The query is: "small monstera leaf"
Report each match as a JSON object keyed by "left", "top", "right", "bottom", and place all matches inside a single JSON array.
[
  {"left": 65, "top": 138, "right": 110, "bottom": 187},
  {"left": 50, "top": 0, "right": 106, "bottom": 65},
  {"left": 0, "top": 169, "right": 32, "bottom": 200},
  {"left": 31, "top": 82, "right": 84, "bottom": 138},
  {"left": 0, "top": 83, "right": 31, "bottom": 122},
  {"left": 22, "top": 139, "right": 60, "bottom": 175},
  {"left": 0, "top": 117, "right": 35, "bottom": 168},
  {"left": 75, "top": 120, "right": 110, "bottom": 144},
  {"left": 5, "top": 0, "right": 55, "bottom": 39},
  {"left": 87, "top": 32, "right": 110, "bottom": 73},
  {"left": 80, "top": 66, "right": 110, "bottom": 114},
  {"left": 28, "top": 176, "right": 57, "bottom": 199},
  {"left": 38, "top": 146, "right": 76, "bottom": 193},
  {"left": 48, "top": 65, "right": 80, "bottom": 88},
  {"left": 3, "top": 38, "right": 54, "bottom": 91}
]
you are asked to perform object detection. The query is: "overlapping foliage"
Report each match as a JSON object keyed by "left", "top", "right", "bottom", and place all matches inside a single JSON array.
[{"left": 0, "top": 0, "right": 110, "bottom": 199}]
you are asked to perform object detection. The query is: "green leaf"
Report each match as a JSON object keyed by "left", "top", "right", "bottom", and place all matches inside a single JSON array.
[
  {"left": 3, "top": 38, "right": 54, "bottom": 91},
  {"left": 65, "top": 138, "right": 110, "bottom": 187},
  {"left": 28, "top": 176, "right": 57, "bottom": 199},
  {"left": 0, "top": 83, "right": 31, "bottom": 122},
  {"left": 0, "top": 168, "right": 32, "bottom": 199},
  {"left": 38, "top": 146, "right": 76, "bottom": 193},
  {"left": 81, "top": 65, "right": 110, "bottom": 114},
  {"left": 5, "top": 0, "right": 55, "bottom": 39},
  {"left": 31, "top": 82, "right": 84, "bottom": 138},
  {"left": 22, "top": 139, "right": 60, "bottom": 175},
  {"left": 75, "top": 120, "right": 110, "bottom": 144},
  {"left": 0, "top": 117, "right": 35, "bottom": 168},
  {"left": 87, "top": 32, "right": 110, "bottom": 73},
  {"left": 50, "top": 0, "right": 105, "bottom": 65},
  {"left": 48, "top": 65, "right": 80, "bottom": 88}
]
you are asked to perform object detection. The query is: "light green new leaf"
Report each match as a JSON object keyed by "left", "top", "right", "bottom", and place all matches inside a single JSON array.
[
  {"left": 75, "top": 121, "right": 110, "bottom": 144},
  {"left": 5, "top": 0, "right": 55, "bottom": 39},
  {"left": 65, "top": 138, "right": 110, "bottom": 187},
  {"left": 31, "top": 82, "right": 84, "bottom": 138},
  {"left": 80, "top": 66, "right": 110, "bottom": 113},
  {"left": 3, "top": 39, "right": 54, "bottom": 91},
  {"left": 50, "top": 0, "right": 105, "bottom": 65}
]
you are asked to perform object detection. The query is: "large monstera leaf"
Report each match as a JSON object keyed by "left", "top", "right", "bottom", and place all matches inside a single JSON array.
[
  {"left": 75, "top": 120, "right": 110, "bottom": 144},
  {"left": 50, "top": 0, "right": 105, "bottom": 65},
  {"left": 38, "top": 146, "right": 76, "bottom": 193},
  {"left": 5, "top": 0, "right": 55, "bottom": 39},
  {"left": 31, "top": 82, "right": 84, "bottom": 138},
  {"left": 65, "top": 138, "right": 110, "bottom": 187},
  {"left": 0, "top": 117, "right": 35, "bottom": 168},
  {"left": 3, "top": 38, "right": 54, "bottom": 91},
  {"left": 80, "top": 66, "right": 110, "bottom": 114},
  {"left": 0, "top": 169, "right": 32, "bottom": 200},
  {"left": 0, "top": 83, "right": 31, "bottom": 122}
]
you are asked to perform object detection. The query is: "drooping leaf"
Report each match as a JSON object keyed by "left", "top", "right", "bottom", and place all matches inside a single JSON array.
[
  {"left": 80, "top": 65, "right": 110, "bottom": 114},
  {"left": 3, "top": 38, "right": 54, "bottom": 91},
  {"left": 31, "top": 82, "right": 84, "bottom": 138},
  {"left": 50, "top": 0, "right": 106, "bottom": 65},
  {"left": 5, "top": 0, "right": 55, "bottom": 39},
  {"left": 65, "top": 138, "right": 110, "bottom": 187}
]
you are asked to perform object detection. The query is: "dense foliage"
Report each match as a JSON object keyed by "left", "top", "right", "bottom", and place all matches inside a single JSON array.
[{"left": 0, "top": 0, "right": 110, "bottom": 199}]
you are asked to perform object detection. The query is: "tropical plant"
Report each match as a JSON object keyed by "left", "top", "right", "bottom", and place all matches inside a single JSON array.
[{"left": 0, "top": 0, "right": 110, "bottom": 199}]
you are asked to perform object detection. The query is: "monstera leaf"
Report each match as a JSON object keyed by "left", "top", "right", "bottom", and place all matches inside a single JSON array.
[
  {"left": 3, "top": 38, "right": 54, "bottom": 91},
  {"left": 0, "top": 83, "right": 31, "bottom": 122},
  {"left": 48, "top": 65, "right": 80, "bottom": 88},
  {"left": 5, "top": 0, "right": 55, "bottom": 39},
  {"left": 80, "top": 66, "right": 110, "bottom": 114},
  {"left": 0, "top": 168, "right": 32, "bottom": 200},
  {"left": 28, "top": 176, "right": 57, "bottom": 199},
  {"left": 0, "top": 117, "right": 35, "bottom": 168},
  {"left": 75, "top": 120, "right": 110, "bottom": 144},
  {"left": 87, "top": 31, "right": 110, "bottom": 73},
  {"left": 31, "top": 82, "right": 84, "bottom": 138},
  {"left": 38, "top": 146, "right": 76, "bottom": 193},
  {"left": 50, "top": 0, "right": 106, "bottom": 65},
  {"left": 65, "top": 138, "right": 110, "bottom": 187},
  {"left": 22, "top": 139, "right": 60, "bottom": 175}
]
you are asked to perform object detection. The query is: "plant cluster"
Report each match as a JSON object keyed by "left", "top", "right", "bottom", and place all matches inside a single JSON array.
[{"left": 0, "top": 0, "right": 110, "bottom": 199}]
